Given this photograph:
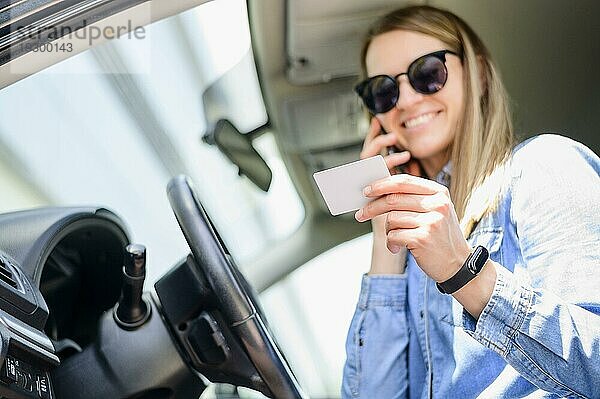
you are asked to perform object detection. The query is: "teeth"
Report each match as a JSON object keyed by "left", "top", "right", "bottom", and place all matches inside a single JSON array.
[{"left": 404, "top": 112, "right": 437, "bottom": 129}]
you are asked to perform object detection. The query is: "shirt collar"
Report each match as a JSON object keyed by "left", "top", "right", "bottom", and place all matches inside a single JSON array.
[{"left": 433, "top": 161, "right": 452, "bottom": 188}]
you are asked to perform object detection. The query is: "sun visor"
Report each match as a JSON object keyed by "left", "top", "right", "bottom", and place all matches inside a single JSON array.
[
  {"left": 286, "top": 0, "right": 419, "bottom": 84},
  {"left": 280, "top": 85, "right": 367, "bottom": 152}
]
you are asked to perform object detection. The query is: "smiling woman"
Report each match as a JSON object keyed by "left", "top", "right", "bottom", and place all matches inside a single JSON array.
[
  {"left": 345, "top": 5, "right": 600, "bottom": 399},
  {"left": 365, "top": 31, "right": 465, "bottom": 177}
]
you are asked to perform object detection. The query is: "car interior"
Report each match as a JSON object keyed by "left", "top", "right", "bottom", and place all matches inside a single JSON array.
[{"left": 0, "top": 0, "right": 598, "bottom": 398}]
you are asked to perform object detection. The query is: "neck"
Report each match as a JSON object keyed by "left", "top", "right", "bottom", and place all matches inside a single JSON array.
[
  {"left": 421, "top": 156, "right": 449, "bottom": 179},
  {"left": 420, "top": 145, "right": 451, "bottom": 178}
]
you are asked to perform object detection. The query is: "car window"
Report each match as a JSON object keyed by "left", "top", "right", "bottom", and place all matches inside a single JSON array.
[
  {"left": 259, "top": 234, "right": 372, "bottom": 398},
  {"left": 0, "top": 0, "right": 304, "bottom": 285}
]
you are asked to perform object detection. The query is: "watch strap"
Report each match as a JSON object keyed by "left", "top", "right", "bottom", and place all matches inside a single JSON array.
[{"left": 436, "top": 246, "right": 489, "bottom": 294}]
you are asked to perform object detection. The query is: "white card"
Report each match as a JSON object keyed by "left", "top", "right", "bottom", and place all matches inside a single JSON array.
[{"left": 313, "top": 155, "right": 391, "bottom": 216}]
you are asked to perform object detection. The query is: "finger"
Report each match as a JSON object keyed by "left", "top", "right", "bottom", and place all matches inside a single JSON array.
[
  {"left": 360, "top": 133, "right": 397, "bottom": 159},
  {"left": 355, "top": 193, "right": 431, "bottom": 222},
  {"left": 364, "top": 117, "right": 381, "bottom": 142},
  {"left": 385, "top": 151, "right": 411, "bottom": 176},
  {"left": 365, "top": 174, "right": 446, "bottom": 197},
  {"left": 386, "top": 210, "right": 445, "bottom": 235},
  {"left": 384, "top": 151, "right": 411, "bottom": 170},
  {"left": 386, "top": 227, "right": 428, "bottom": 253},
  {"left": 360, "top": 119, "right": 383, "bottom": 159},
  {"left": 359, "top": 119, "right": 379, "bottom": 160},
  {"left": 385, "top": 210, "right": 423, "bottom": 233}
]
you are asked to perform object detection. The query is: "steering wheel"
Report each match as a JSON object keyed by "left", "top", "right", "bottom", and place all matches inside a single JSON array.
[{"left": 166, "top": 175, "right": 307, "bottom": 399}]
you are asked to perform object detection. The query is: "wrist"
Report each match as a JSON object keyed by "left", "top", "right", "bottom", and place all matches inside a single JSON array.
[
  {"left": 437, "top": 244, "right": 488, "bottom": 293},
  {"left": 369, "top": 239, "right": 406, "bottom": 275},
  {"left": 452, "top": 259, "right": 498, "bottom": 319},
  {"left": 369, "top": 218, "right": 406, "bottom": 274},
  {"left": 369, "top": 249, "right": 407, "bottom": 274},
  {"left": 436, "top": 244, "right": 472, "bottom": 283}
]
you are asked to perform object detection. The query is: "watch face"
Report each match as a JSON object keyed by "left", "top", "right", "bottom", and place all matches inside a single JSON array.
[
  {"left": 467, "top": 258, "right": 479, "bottom": 274},
  {"left": 467, "top": 246, "right": 488, "bottom": 274},
  {"left": 438, "top": 245, "right": 490, "bottom": 295}
]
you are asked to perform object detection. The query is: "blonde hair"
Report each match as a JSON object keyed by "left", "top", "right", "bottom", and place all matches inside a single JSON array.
[{"left": 360, "top": 6, "right": 515, "bottom": 237}]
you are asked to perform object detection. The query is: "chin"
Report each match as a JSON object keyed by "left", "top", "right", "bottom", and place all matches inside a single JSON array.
[
  {"left": 396, "top": 118, "right": 454, "bottom": 154},
  {"left": 405, "top": 139, "right": 451, "bottom": 168},
  {"left": 406, "top": 142, "right": 445, "bottom": 159}
]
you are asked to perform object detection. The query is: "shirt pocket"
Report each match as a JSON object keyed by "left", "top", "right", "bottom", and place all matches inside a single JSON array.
[{"left": 440, "top": 227, "right": 504, "bottom": 327}]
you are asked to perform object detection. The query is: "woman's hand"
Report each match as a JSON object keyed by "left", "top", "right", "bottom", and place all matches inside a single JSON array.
[
  {"left": 360, "top": 118, "right": 419, "bottom": 234},
  {"left": 355, "top": 173, "right": 472, "bottom": 283},
  {"left": 360, "top": 117, "right": 419, "bottom": 174},
  {"left": 360, "top": 118, "right": 416, "bottom": 274}
]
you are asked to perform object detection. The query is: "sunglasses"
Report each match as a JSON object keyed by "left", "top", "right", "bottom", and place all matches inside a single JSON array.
[{"left": 355, "top": 50, "right": 458, "bottom": 114}]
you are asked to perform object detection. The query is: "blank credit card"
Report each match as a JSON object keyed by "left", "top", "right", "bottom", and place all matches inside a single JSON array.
[{"left": 313, "top": 155, "right": 390, "bottom": 216}]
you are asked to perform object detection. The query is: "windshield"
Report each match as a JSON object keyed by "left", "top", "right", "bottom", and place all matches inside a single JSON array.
[{"left": 0, "top": 0, "right": 304, "bottom": 285}]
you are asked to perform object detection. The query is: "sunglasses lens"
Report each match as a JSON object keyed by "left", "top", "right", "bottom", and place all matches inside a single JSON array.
[
  {"left": 360, "top": 76, "right": 398, "bottom": 114},
  {"left": 409, "top": 55, "right": 447, "bottom": 94},
  {"left": 356, "top": 52, "right": 452, "bottom": 113}
]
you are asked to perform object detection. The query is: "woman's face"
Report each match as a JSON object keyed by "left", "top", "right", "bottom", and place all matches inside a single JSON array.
[{"left": 365, "top": 30, "right": 464, "bottom": 176}]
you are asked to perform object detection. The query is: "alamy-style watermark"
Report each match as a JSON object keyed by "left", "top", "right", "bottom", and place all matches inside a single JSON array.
[
  {"left": 9, "top": 2, "right": 153, "bottom": 75},
  {"left": 16, "top": 20, "right": 146, "bottom": 54}
]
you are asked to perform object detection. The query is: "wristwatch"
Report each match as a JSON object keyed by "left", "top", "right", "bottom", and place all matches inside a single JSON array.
[{"left": 436, "top": 245, "right": 489, "bottom": 294}]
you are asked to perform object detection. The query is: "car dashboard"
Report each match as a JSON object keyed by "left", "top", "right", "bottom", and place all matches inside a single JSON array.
[
  {"left": 0, "top": 207, "right": 131, "bottom": 399},
  {"left": 0, "top": 206, "right": 210, "bottom": 398},
  {"left": 0, "top": 249, "right": 55, "bottom": 399},
  {"left": 0, "top": 200, "right": 301, "bottom": 399}
]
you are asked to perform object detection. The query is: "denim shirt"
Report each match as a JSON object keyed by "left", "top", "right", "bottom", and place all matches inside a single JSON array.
[{"left": 342, "top": 135, "right": 600, "bottom": 399}]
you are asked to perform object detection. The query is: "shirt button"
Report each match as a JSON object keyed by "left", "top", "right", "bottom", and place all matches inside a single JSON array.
[{"left": 420, "top": 310, "right": 424, "bottom": 318}]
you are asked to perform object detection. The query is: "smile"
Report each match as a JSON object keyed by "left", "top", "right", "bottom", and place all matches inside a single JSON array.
[{"left": 403, "top": 112, "right": 440, "bottom": 129}]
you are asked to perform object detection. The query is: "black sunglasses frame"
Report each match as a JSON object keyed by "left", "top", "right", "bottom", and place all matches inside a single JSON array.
[{"left": 355, "top": 50, "right": 459, "bottom": 114}]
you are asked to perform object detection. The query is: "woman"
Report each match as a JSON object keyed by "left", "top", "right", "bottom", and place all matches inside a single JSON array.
[{"left": 343, "top": 5, "right": 600, "bottom": 399}]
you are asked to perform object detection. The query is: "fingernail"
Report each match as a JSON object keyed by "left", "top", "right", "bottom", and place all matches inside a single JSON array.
[
  {"left": 363, "top": 186, "right": 372, "bottom": 196},
  {"left": 354, "top": 209, "right": 363, "bottom": 221},
  {"left": 389, "top": 245, "right": 400, "bottom": 254}
]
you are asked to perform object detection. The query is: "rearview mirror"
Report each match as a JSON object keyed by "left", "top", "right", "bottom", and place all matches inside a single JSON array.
[{"left": 204, "top": 119, "right": 272, "bottom": 192}]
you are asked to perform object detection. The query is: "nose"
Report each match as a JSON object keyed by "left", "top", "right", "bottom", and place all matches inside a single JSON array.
[{"left": 395, "top": 75, "right": 423, "bottom": 111}]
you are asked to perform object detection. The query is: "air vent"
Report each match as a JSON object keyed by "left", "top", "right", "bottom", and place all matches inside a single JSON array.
[
  {"left": 0, "top": 254, "right": 35, "bottom": 313},
  {"left": 0, "top": 257, "right": 18, "bottom": 289}
]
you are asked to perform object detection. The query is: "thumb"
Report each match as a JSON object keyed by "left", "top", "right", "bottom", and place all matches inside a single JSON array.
[{"left": 385, "top": 151, "right": 411, "bottom": 171}]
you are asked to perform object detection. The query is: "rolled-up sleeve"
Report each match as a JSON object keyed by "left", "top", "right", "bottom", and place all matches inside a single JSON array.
[
  {"left": 462, "top": 135, "right": 600, "bottom": 398},
  {"left": 342, "top": 274, "right": 409, "bottom": 399}
]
